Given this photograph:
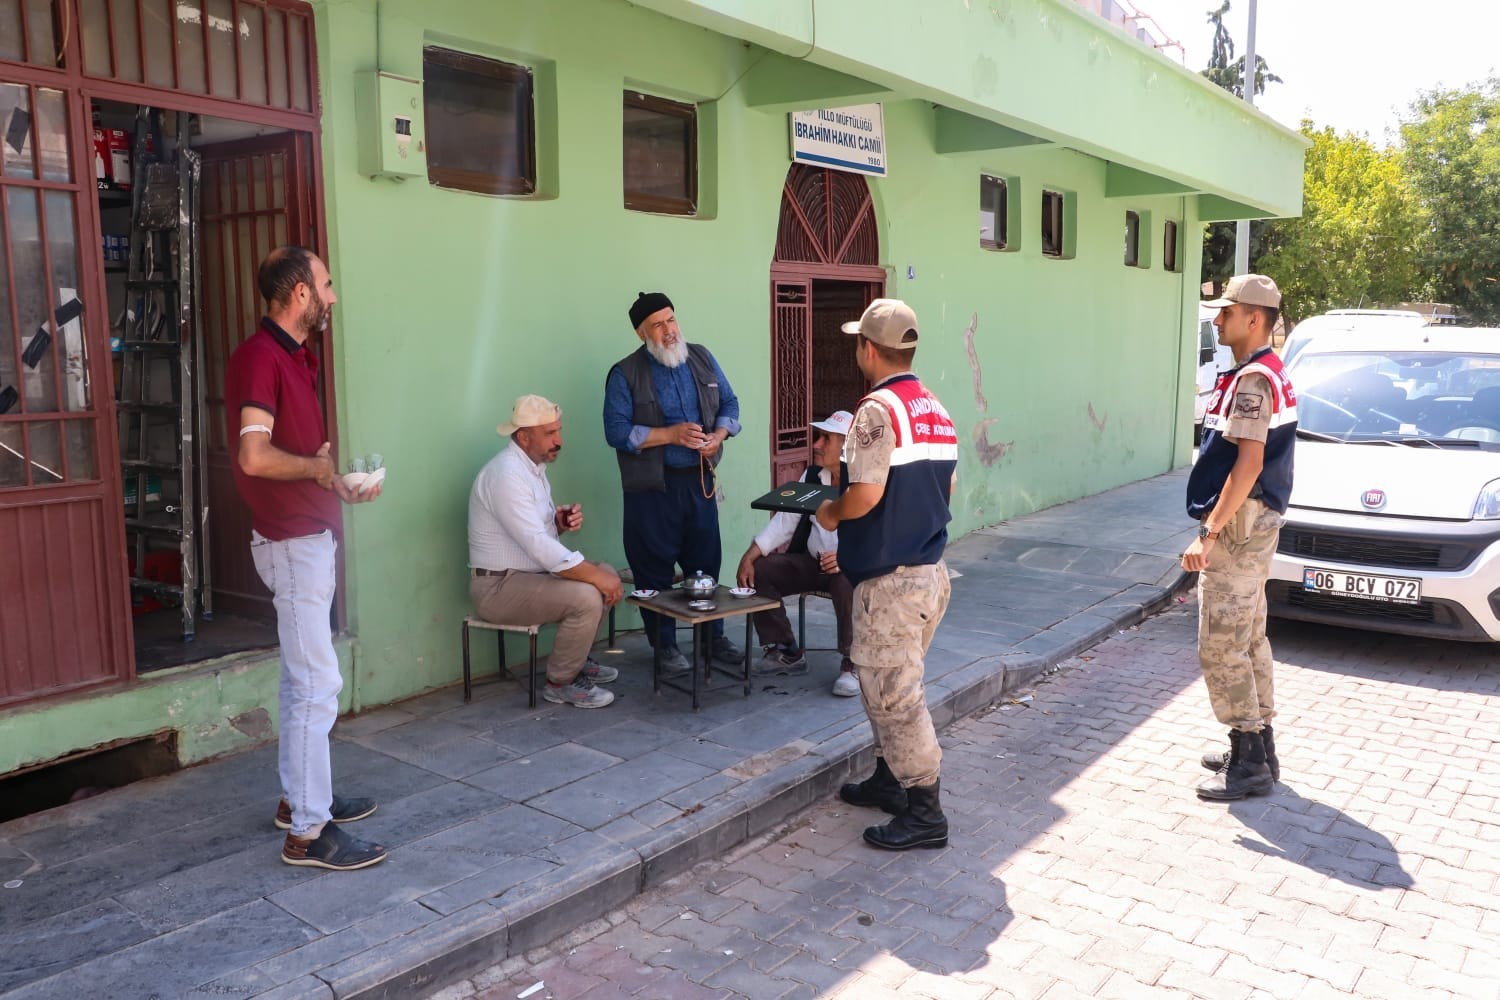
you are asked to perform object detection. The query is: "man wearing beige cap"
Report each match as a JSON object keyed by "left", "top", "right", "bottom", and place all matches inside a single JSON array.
[
  {"left": 1184, "top": 274, "right": 1297, "bottom": 800},
  {"left": 469, "top": 395, "right": 624, "bottom": 708},
  {"left": 815, "top": 299, "right": 958, "bottom": 851}
]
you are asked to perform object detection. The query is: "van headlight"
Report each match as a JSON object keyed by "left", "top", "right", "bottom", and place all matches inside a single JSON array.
[{"left": 1476, "top": 479, "right": 1500, "bottom": 519}]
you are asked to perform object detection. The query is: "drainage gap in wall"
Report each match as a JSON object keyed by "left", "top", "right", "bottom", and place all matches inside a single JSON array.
[{"left": 0, "top": 732, "right": 180, "bottom": 824}]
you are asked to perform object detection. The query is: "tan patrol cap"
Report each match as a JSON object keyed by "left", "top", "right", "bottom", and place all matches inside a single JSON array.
[
  {"left": 841, "top": 298, "right": 919, "bottom": 349},
  {"left": 1204, "top": 273, "right": 1282, "bottom": 309}
]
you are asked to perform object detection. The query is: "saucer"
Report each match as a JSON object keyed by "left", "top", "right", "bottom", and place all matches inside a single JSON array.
[
  {"left": 728, "top": 587, "right": 756, "bottom": 598},
  {"left": 630, "top": 589, "right": 659, "bottom": 599}
]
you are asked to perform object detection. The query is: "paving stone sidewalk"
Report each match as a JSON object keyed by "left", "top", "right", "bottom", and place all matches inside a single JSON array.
[
  {"left": 436, "top": 601, "right": 1500, "bottom": 1000},
  {"left": 0, "top": 470, "right": 1195, "bottom": 1000}
]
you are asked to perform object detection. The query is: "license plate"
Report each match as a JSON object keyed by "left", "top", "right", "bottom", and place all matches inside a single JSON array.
[{"left": 1303, "top": 567, "right": 1422, "bottom": 604}]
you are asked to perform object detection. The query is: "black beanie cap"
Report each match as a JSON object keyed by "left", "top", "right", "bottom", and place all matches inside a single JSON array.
[{"left": 629, "top": 291, "right": 674, "bottom": 330}]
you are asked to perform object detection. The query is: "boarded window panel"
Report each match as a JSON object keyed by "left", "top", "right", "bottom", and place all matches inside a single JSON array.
[
  {"left": 7, "top": 187, "right": 59, "bottom": 412},
  {"left": 142, "top": 0, "right": 175, "bottom": 88},
  {"left": 65, "top": 420, "right": 96, "bottom": 481},
  {"left": 264, "top": 8, "right": 287, "bottom": 108},
  {"left": 175, "top": 0, "right": 209, "bottom": 94},
  {"left": 114, "top": 0, "right": 144, "bottom": 82},
  {"left": 288, "top": 14, "right": 310, "bottom": 112},
  {"left": 28, "top": 420, "right": 62, "bottom": 484},
  {"left": 0, "top": 2, "right": 23, "bottom": 62},
  {"left": 24, "top": 0, "right": 58, "bottom": 67},
  {"left": 35, "top": 87, "right": 70, "bottom": 183},
  {"left": 80, "top": 0, "right": 114, "bottom": 75},
  {"left": 238, "top": 2, "right": 269, "bottom": 105},
  {"left": 206, "top": 0, "right": 237, "bottom": 98},
  {"left": 0, "top": 84, "right": 35, "bottom": 180},
  {"left": 623, "top": 92, "right": 696, "bottom": 215},
  {"left": 424, "top": 48, "right": 535, "bottom": 196}
]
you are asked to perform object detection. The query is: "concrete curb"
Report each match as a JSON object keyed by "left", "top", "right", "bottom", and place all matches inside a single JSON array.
[{"left": 327, "top": 572, "right": 1190, "bottom": 1000}]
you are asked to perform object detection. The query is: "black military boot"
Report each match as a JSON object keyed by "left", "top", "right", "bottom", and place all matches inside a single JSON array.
[
  {"left": 1202, "top": 724, "right": 1279, "bottom": 781},
  {"left": 863, "top": 780, "right": 948, "bottom": 851},
  {"left": 1196, "top": 729, "right": 1274, "bottom": 801},
  {"left": 839, "top": 757, "right": 907, "bottom": 815}
]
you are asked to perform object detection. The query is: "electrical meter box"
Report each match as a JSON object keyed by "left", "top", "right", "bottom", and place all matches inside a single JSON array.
[{"left": 355, "top": 71, "right": 426, "bottom": 178}]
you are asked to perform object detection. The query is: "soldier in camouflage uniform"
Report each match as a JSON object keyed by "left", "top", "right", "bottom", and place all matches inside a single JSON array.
[
  {"left": 816, "top": 299, "right": 958, "bottom": 851},
  {"left": 1183, "top": 275, "right": 1297, "bottom": 801}
]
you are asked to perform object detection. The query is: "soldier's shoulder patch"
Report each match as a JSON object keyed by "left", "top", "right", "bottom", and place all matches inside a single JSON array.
[
  {"left": 1233, "top": 392, "right": 1264, "bottom": 418},
  {"left": 855, "top": 424, "right": 884, "bottom": 448}
]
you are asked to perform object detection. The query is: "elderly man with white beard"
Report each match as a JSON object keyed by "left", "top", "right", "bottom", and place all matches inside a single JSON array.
[{"left": 603, "top": 292, "right": 744, "bottom": 675}]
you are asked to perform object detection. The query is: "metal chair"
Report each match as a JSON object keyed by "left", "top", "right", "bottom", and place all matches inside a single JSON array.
[
  {"left": 796, "top": 590, "right": 835, "bottom": 653},
  {"left": 461, "top": 616, "right": 540, "bottom": 706}
]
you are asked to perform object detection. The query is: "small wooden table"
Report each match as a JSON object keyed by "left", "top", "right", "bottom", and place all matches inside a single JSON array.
[{"left": 627, "top": 585, "right": 780, "bottom": 709}]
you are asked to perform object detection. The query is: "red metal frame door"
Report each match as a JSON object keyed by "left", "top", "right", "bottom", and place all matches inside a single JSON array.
[
  {"left": 0, "top": 75, "right": 132, "bottom": 706},
  {"left": 197, "top": 132, "right": 312, "bottom": 617}
]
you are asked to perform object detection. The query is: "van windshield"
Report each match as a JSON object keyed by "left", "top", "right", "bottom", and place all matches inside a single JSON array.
[{"left": 1289, "top": 350, "right": 1500, "bottom": 447}]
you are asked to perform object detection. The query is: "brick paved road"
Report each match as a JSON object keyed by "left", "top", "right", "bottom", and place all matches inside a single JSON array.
[{"left": 431, "top": 601, "right": 1500, "bottom": 999}]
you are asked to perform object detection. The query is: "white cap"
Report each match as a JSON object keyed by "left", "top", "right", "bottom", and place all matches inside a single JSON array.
[
  {"left": 497, "top": 394, "right": 561, "bottom": 437},
  {"left": 811, "top": 410, "right": 854, "bottom": 435}
]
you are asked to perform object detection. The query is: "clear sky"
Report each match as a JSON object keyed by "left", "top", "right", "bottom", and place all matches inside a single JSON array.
[{"left": 1132, "top": 1, "right": 1500, "bottom": 144}]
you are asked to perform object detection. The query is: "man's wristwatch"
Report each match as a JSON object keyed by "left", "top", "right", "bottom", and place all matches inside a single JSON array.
[{"left": 1198, "top": 523, "right": 1220, "bottom": 541}]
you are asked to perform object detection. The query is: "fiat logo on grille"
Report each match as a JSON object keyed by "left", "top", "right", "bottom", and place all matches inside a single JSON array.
[{"left": 1362, "top": 488, "right": 1387, "bottom": 510}]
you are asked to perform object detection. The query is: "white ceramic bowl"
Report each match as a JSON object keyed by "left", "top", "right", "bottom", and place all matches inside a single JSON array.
[
  {"left": 630, "top": 589, "right": 659, "bottom": 599},
  {"left": 729, "top": 587, "right": 756, "bottom": 598},
  {"left": 360, "top": 467, "right": 386, "bottom": 493},
  {"left": 340, "top": 471, "right": 369, "bottom": 492}
]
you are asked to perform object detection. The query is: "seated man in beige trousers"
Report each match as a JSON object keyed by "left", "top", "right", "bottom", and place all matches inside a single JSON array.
[{"left": 469, "top": 395, "right": 624, "bottom": 708}]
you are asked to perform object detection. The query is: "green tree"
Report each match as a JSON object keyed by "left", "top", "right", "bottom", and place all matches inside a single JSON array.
[
  {"left": 1199, "top": 2, "right": 1282, "bottom": 287},
  {"left": 1255, "top": 122, "right": 1426, "bottom": 320},
  {"left": 1401, "top": 77, "right": 1500, "bottom": 323}
]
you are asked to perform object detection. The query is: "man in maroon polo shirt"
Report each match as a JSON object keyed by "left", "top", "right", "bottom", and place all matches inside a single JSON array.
[{"left": 225, "top": 246, "right": 386, "bottom": 871}]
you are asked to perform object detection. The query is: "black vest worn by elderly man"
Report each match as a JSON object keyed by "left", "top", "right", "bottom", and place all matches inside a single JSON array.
[{"left": 609, "top": 343, "right": 722, "bottom": 493}]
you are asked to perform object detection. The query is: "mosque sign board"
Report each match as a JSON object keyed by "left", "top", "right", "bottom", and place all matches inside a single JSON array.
[{"left": 789, "top": 103, "right": 886, "bottom": 177}]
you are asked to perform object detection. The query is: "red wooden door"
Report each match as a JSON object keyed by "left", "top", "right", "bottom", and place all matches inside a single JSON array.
[
  {"left": 198, "top": 132, "right": 313, "bottom": 617},
  {"left": 769, "top": 165, "right": 884, "bottom": 487},
  {"left": 0, "top": 78, "right": 132, "bottom": 705}
]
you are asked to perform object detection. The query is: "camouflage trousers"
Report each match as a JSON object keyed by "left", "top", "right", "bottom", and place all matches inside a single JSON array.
[
  {"left": 851, "top": 562, "right": 951, "bottom": 788},
  {"left": 1198, "top": 499, "right": 1282, "bottom": 732}
]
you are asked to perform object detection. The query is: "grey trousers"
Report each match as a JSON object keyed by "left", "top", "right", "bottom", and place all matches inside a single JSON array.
[{"left": 470, "top": 564, "right": 611, "bottom": 685}]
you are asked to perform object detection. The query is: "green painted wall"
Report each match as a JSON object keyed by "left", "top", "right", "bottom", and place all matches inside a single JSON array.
[{"left": 0, "top": 0, "right": 1284, "bottom": 774}]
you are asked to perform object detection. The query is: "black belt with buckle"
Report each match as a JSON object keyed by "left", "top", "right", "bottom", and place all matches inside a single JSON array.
[{"left": 473, "top": 567, "right": 507, "bottom": 577}]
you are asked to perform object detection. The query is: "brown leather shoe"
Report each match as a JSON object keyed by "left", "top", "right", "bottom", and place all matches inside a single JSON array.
[{"left": 274, "top": 795, "right": 378, "bottom": 831}]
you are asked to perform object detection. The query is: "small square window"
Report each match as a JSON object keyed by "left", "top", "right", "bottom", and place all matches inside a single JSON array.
[
  {"left": 624, "top": 91, "right": 697, "bottom": 216},
  {"left": 980, "top": 175, "right": 1008, "bottom": 250},
  {"left": 423, "top": 47, "right": 536, "bottom": 196},
  {"left": 1164, "top": 221, "right": 1180, "bottom": 273},
  {"left": 1124, "top": 211, "right": 1142, "bottom": 267},
  {"left": 1041, "top": 190, "right": 1065, "bottom": 258}
]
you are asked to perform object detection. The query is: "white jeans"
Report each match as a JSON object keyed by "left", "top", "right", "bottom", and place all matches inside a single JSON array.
[{"left": 251, "top": 529, "right": 341, "bottom": 837}]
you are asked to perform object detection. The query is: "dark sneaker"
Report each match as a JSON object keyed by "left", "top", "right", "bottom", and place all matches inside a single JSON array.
[
  {"left": 753, "top": 644, "right": 808, "bottom": 675},
  {"left": 657, "top": 647, "right": 691, "bottom": 677},
  {"left": 581, "top": 658, "right": 618, "bottom": 684},
  {"left": 543, "top": 674, "right": 615, "bottom": 708},
  {"left": 281, "top": 823, "right": 388, "bottom": 871},
  {"left": 274, "top": 795, "right": 378, "bottom": 831},
  {"left": 711, "top": 635, "right": 745, "bottom": 665}
]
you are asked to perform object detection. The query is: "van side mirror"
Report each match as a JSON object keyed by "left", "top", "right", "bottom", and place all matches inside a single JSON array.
[{"left": 1199, "top": 346, "right": 1215, "bottom": 365}]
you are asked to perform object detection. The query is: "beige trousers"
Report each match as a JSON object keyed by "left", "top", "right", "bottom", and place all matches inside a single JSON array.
[
  {"left": 1198, "top": 500, "right": 1282, "bottom": 731},
  {"left": 470, "top": 564, "right": 611, "bottom": 685},
  {"left": 851, "top": 562, "right": 951, "bottom": 788}
]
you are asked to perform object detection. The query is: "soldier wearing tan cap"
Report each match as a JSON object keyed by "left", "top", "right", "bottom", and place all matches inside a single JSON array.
[
  {"left": 816, "top": 299, "right": 959, "bottom": 851},
  {"left": 1184, "top": 274, "right": 1298, "bottom": 800},
  {"left": 469, "top": 395, "right": 624, "bottom": 708}
]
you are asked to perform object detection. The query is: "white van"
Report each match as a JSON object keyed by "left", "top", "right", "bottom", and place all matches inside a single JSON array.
[
  {"left": 1280, "top": 309, "right": 1430, "bottom": 367},
  {"left": 1193, "top": 305, "right": 1235, "bottom": 444}
]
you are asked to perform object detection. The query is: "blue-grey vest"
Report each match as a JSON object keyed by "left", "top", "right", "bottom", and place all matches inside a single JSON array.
[{"left": 610, "top": 343, "right": 722, "bottom": 494}]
